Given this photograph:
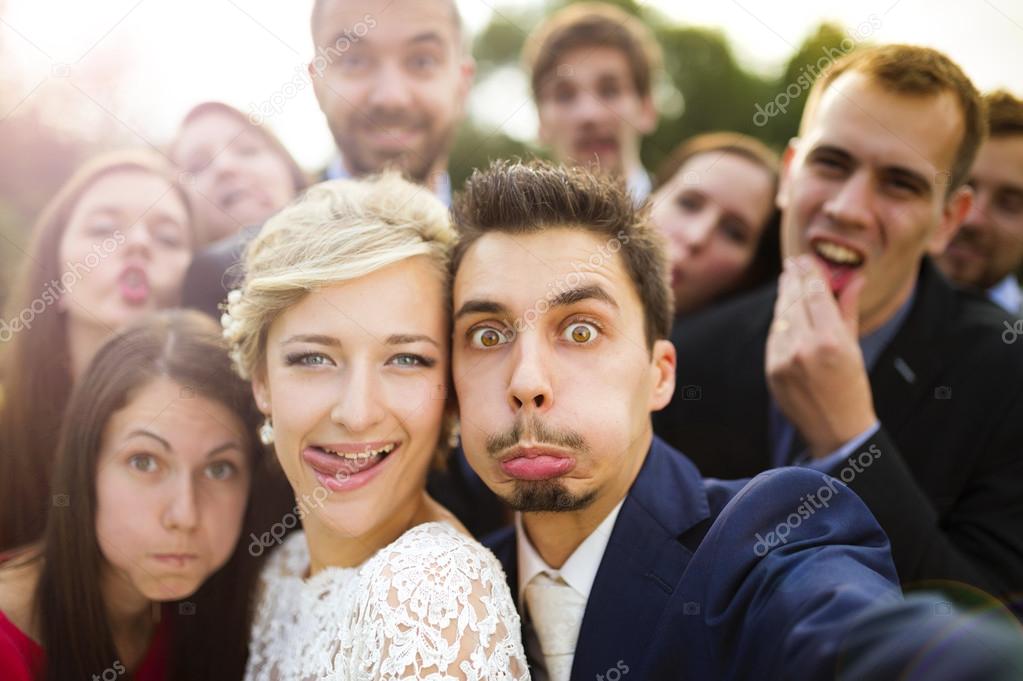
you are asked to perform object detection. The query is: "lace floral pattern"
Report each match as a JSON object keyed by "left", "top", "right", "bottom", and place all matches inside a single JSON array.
[{"left": 245, "top": 522, "right": 529, "bottom": 681}]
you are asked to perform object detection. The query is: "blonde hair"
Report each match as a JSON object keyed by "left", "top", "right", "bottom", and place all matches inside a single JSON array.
[
  {"left": 222, "top": 173, "right": 458, "bottom": 466},
  {"left": 223, "top": 172, "right": 455, "bottom": 381}
]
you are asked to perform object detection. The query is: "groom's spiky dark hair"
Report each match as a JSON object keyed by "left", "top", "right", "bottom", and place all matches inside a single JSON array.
[{"left": 451, "top": 159, "right": 673, "bottom": 348}]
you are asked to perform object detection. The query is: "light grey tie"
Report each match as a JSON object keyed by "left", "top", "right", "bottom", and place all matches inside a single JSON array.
[{"left": 524, "top": 572, "right": 587, "bottom": 681}]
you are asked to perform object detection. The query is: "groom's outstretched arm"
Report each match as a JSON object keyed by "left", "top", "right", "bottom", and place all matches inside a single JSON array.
[
  {"left": 836, "top": 592, "right": 1023, "bottom": 681},
  {"left": 654, "top": 467, "right": 902, "bottom": 681}
]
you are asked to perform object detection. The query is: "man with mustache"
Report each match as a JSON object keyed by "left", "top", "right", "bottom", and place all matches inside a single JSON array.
[
  {"left": 182, "top": 0, "right": 504, "bottom": 538},
  {"left": 938, "top": 90, "right": 1023, "bottom": 315},
  {"left": 184, "top": 0, "right": 474, "bottom": 316},
  {"left": 523, "top": 3, "right": 659, "bottom": 202},
  {"left": 450, "top": 159, "right": 1023, "bottom": 680},
  {"left": 450, "top": 159, "right": 909, "bottom": 680},
  {"left": 654, "top": 45, "right": 1023, "bottom": 608},
  {"left": 308, "top": 0, "right": 473, "bottom": 198}
]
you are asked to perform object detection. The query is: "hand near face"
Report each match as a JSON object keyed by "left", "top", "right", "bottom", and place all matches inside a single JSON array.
[{"left": 765, "top": 255, "right": 877, "bottom": 458}]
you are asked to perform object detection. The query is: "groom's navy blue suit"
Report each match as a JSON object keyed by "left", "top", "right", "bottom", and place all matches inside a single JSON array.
[{"left": 485, "top": 435, "right": 902, "bottom": 681}]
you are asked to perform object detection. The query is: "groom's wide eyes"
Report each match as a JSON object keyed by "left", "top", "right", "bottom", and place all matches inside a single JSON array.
[
  {"left": 469, "top": 326, "right": 513, "bottom": 349},
  {"left": 562, "top": 321, "right": 600, "bottom": 345}
]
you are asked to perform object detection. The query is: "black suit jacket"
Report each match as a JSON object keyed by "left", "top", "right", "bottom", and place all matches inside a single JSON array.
[
  {"left": 654, "top": 259, "right": 1023, "bottom": 602},
  {"left": 182, "top": 225, "right": 261, "bottom": 320}
]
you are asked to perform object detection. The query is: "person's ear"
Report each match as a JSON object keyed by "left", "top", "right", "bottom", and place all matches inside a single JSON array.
[
  {"left": 308, "top": 60, "right": 330, "bottom": 111},
  {"left": 776, "top": 138, "right": 800, "bottom": 211},
  {"left": 251, "top": 372, "right": 272, "bottom": 417},
  {"left": 636, "top": 94, "right": 657, "bottom": 135},
  {"left": 648, "top": 338, "right": 676, "bottom": 412},
  {"left": 538, "top": 108, "right": 552, "bottom": 147},
  {"left": 457, "top": 56, "right": 476, "bottom": 111},
  {"left": 928, "top": 183, "right": 973, "bottom": 256}
]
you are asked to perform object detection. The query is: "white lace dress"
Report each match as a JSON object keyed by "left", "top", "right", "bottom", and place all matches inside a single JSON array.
[{"left": 244, "top": 521, "right": 530, "bottom": 681}]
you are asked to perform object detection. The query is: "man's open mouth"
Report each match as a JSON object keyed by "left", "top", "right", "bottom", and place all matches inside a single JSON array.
[{"left": 810, "top": 237, "right": 866, "bottom": 294}]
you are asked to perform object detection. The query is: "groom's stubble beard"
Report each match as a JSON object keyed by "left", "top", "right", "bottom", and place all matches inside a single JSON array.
[
  {"left": 485, "top": 415, "right": 598, "bottom": 513},
  {"left": 508, "top": 479, "right": 598, "bottom": 513}
]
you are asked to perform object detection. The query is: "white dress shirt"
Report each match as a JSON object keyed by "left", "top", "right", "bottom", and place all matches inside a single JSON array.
[
  {"left": 515, "top": 500, "right": 625, "bottom": 680},
  {"left": 988, "top": 274, "right": 1022, "bottom": 315},
  {"left": 627, "top": 167, "right": 652, "bottom": 204}
]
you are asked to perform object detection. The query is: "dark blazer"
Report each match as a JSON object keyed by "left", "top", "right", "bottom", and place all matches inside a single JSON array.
[
  {"left": 836, "top": 592, "right": 1023, "bottom": 681},
  {"left": 654, "top": 259, "right": 1023, "bottom": 603},
  {"left": 486, "top": 435, "right": 902, "bottom": 681},
  {"left": 181, "top": 225, "right": 261, "bottom": 320}
]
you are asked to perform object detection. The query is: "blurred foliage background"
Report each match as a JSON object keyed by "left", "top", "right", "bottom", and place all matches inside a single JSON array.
[
  {"left": 447, "top": 0, "right": 856, "bottom": 187},
  {"left": 0, "top": 0, "right": 863, "bottom": 311}
]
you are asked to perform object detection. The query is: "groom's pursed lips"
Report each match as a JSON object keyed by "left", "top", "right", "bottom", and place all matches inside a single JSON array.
[
  {"left": 496, "top": 444, "right": 574, "bottom": 463},
  {"left": 497, "top": 444, "right": 578, "bottom": 481}
]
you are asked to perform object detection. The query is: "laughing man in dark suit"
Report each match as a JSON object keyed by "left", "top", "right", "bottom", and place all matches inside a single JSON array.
[{"left": 654, "top": 44, "right": 1023, "bottom": 608}]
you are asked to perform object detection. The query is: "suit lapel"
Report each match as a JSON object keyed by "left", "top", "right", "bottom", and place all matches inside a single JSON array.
[
  {"left": 738, "top": 297, "right": 774, "bottom": 467},
  {"left": 870, "top": 260, "right": 952, "bottom": 438},
  {"left": 570, "top": 438, "right": 710, "bottom": 680},
  {"left": 726, "top": 285, "right": 779, "bottom": 472}
]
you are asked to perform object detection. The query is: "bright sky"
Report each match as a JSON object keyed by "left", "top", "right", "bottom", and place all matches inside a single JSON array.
[{"left": 2, "top": 0, "right": 1021, "bottom": 171}]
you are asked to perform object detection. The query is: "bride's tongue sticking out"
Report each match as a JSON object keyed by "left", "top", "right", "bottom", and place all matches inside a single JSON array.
[{"left": 302, "top": 442, "right": 399, "bottom": 493}]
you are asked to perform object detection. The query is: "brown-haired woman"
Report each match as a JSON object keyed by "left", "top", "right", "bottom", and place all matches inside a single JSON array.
[
  {"left": 649, "top": 132, "right": 782, "bottom": 317},
  {"left": 0, "top": 150, "right": 197, "bottom": 551},
  {"left": 169, "top": 101, "right": 308, "bottom": 247},
  {"left": 0, "top": 310, "right": 290, "bottom": 681},
  {"left": 171, "top": 101, "right": 308, "bottom": 319}
]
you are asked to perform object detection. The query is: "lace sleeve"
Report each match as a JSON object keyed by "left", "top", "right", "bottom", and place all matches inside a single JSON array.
[{"left": 352, "top": 524, "right": 529, "bottom": 681}]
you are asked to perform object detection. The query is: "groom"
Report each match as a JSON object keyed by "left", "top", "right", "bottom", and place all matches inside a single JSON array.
[{"left": 448, "top": 160, "right": 1017, "bottom": 680}]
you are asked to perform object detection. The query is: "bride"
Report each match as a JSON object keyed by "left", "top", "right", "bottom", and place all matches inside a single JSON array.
[{"left": 222, "top": 174, "right": 528, "bottom": 680}]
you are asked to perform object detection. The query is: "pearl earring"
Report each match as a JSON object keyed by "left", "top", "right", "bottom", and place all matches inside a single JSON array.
[
  {"left": 259, "top": 417, "right": 274, "bottom": 446},
  {"left": 448, "top": 420, "right": 461, "bottom": 449}
]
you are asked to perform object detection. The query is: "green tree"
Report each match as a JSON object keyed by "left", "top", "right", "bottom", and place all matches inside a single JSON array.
[{"left": 755, "top": 23, "right": 862, "bottom": 149}]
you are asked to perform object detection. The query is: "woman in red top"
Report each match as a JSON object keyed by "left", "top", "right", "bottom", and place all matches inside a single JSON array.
[{"left": 0, "top": 310, "right": 290, "bottom": 680}]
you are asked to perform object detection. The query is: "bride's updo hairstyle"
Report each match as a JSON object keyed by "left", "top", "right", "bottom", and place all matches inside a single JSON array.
[{"left": 221, "top": 173, "right": 458, "bottom": 463}]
